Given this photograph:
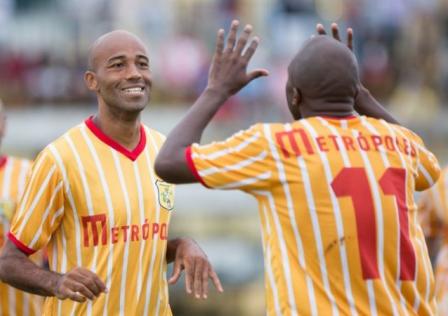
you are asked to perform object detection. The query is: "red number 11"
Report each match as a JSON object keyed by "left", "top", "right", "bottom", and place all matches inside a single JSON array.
[{"left": 331, "top": 167, "right": 416, "bottom": 280}]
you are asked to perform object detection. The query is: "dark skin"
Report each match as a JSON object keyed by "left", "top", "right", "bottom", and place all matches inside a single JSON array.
[
  {"left": 316, "top": 23, "right": 399, "bottom": 125},
  {"left": 154, "top": 21, "right": 399, "bottom": 184},
  {"left": 0, "top": 30, "right": 222, "bottom": 302}
]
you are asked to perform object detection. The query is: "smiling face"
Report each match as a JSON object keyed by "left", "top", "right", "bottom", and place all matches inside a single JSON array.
[{"left": 85, "top": 30, "right": 152, "bottom": 115}]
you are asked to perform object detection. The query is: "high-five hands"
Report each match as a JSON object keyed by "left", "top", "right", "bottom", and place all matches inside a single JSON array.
[
  {"left": 316, "top": 23, "right": 353, "bottom": 51},
  {"left": 206, "top": 20, "right": 269, "bottom": 98}
]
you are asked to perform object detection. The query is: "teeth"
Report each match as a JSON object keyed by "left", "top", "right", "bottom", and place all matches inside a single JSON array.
[{"left": 124, "top": 87, "right": 143, "bottom": 93}]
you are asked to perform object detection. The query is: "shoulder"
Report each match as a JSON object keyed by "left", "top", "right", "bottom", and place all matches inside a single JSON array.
[
  {"left": 363, "top": 117, "right": 423, "bottom": 140},
  {"left": 38, "top": 123, "right": 85, "bottom": 166},
  {"left": 142, "top": 125, "right": 166, "bottom": 145},
  {"left": 5, "top": 156, "right": 32, "bottom": 167}
]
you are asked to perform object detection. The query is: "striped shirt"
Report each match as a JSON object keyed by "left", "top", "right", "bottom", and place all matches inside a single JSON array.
[
  {"left": 8, "top": 117, "right": 174, "bottom": 316},
  {"left": 419, "top": 165, "right": 448, "bottom": 314},
  {"left": 0, "top": 156, "right": 43, "bottom": 315},
  {"left": 186, "top": 115, "right": 440, "bottom": 316}
]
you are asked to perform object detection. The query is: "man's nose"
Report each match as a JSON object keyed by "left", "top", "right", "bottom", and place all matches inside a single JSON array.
[{"left": 126, "top": 63, "right": 142, "bottom": 80}]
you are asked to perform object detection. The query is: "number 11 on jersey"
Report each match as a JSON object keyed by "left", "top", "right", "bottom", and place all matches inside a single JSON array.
[{"left": 331, "top": 167, "right": 416, "bottom": 281}]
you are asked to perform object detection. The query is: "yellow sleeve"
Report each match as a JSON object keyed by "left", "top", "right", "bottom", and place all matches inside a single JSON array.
[
  {"left": 418, "top": 189, "right": 442, "bottom": 238},
  {"left": 187, "top": 124, "right": 274, "bottom": 191},
  {"left": 406, "top": 130, "right": 441, "bottom": 191},
  {"left": 8, "top": 150, "right": 65, "bottom": 255}
]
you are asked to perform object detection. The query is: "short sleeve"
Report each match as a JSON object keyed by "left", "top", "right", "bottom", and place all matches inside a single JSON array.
[
  {"left": 8, "top": 150, "right": 65, "bottom": 255},
  {"left": 407, "top": 131, "right": 441, "bottom": 191},
  {"left": 186, "top": 124, "right": 274, "bottom": 191},
  {"left": 418, "top": 189, "right": 442, "bottom": 238}
]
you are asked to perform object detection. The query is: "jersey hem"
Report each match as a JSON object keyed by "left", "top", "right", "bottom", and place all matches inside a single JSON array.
[
  {"left": 85, "top": 116, "right": 146, "bottom": 161},
  {"left": 7, "top": 232, "right": 36, "bottom": 255},
  {"left": 185, "top": 146, "right": 210, "bottom": 188}
]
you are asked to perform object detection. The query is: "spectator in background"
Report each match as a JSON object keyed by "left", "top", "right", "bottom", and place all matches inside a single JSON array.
[{"left": 0, "top": 98, "right": 43, "bottom": 315}]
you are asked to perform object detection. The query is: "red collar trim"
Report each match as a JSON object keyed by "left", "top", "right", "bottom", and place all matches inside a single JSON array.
[
  {"left": 85, "top": 116, "right": 146, "bottom": 161},
  {"left": 0, "top": 156, "right": 7, "bottom": 169},
  {"left": 320, "top": 115, "right": 358, "bottom": 120}
]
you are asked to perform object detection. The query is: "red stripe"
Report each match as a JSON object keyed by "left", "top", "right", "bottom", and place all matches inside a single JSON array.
[
  {"left": 0, "top": 156, "right": 7, "bottom": 169},
  {"left": 7, "top": 232, "right": 36, "bottom": 255},
  {"left": 185, "top": 146, "right": 209, "bottom": 188},
  {"left": 85, "top": 116, "right": 146, "bottom": 161}
]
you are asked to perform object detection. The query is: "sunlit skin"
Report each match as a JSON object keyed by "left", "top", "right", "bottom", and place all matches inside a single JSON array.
[{"left": 84, "top": 30, "right": 153, "bottom": 150}]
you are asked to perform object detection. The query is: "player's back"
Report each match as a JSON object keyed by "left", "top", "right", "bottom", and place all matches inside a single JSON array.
[
  {"left": 261, "top": 115, "right": 439, "bottom": 315},
  {"left": 188, "top": 114, "right": 440, "bottom": 315}
]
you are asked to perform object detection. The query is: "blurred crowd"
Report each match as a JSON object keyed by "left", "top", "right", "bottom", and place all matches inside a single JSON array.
[{"left": 1, "top": 0, "right": 448, "bottom": 124}]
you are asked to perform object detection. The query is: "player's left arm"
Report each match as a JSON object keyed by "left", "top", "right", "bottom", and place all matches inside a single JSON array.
[
  {"left": 166, "top": 237, "right": 223, "bottom": 299},
  {"left": 155, "top": 20, "right": 268, "bottom": 184}
]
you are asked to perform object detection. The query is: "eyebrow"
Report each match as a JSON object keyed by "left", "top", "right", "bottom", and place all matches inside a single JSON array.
[{"left": 107, "top": 54, "right": 149, "bottom": 64}]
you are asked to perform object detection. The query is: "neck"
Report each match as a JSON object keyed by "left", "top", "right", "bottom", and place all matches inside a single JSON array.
[
  {"left": 300, "top": 100, "right": 355, "bottom": 119},
  {"left": 94, "top": 106, "right": 142, "bottom": 151}
]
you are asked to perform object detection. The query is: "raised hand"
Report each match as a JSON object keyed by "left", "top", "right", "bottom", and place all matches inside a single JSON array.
[
  {"left": 316, "top": 23, "right": 353, "bottom": 51},
  {"left": 168, "top": 238, "right": 223, "bottom": 299},
  {"left": 54, "top": 267, "right": 107, "bottom": 302},
  {"left": 207, "top": 20, "right": 269, "bottom": 98}
]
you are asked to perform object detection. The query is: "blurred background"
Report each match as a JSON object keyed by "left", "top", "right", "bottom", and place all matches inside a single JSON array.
[{"left": 1, "top": 0, "right": 448, "bottom": 315}]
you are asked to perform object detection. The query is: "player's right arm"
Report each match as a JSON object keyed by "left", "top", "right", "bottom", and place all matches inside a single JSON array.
[
  {"left": 0, "top": 149, "right": 106, "bottom": 302},
  {"left": 0, "top": 240, "right": 106, "bottom": 302},
  {"left": 316, "top": 23, "right": 400, "bottom": 125}
]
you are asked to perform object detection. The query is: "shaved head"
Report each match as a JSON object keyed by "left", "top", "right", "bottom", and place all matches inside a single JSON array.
[
  {"left": 288, "top": 36, "right": 359, "bottom": 102},
  {"left": 84, "top": 29, "right": 152, "bottom": 115},
  {"left": 88, "top": 30, "right": 148, "bottom": 71}
]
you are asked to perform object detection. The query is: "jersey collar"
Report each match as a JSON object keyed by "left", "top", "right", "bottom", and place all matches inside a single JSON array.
[
  {"left": 0, "top": 156, "right": 7, "bottom": 169},
  {"left": 85, "top": 116, "right": 146, "bottom": 161}
]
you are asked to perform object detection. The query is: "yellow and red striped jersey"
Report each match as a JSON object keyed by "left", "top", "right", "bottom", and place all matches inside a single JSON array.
[
  {"left": 187, "top": 115, "right": 440, "bottom": 316},
  {"left": 9, "top": 117, "right": 175, "bottom": 316},
  {"left": 419, "top": 165, "right": 448, "bottom": 314},
  {"left": 0, "top": 156, "right": 43, "bottom": 315}
]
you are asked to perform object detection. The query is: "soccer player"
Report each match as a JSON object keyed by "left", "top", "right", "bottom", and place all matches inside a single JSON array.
[
  {"left": 155, "top": 21, "right": 441, "bottom": 315},
  {"left": 419, "top": 165, "right": 448, "bottom": 314},
  {"left": 0, "top": 99, "right": 42, "bottom": 315},
  {"left": 0, "top": 30, "right": 222, "bottom": 315}
]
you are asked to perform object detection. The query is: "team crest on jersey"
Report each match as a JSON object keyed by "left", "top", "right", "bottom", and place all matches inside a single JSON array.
[
  {"left": 0, "top": 199, "right": 15, "bottom": 221},
  {"left": 155, "top": 180, "right": 175, "bottom": 211}
]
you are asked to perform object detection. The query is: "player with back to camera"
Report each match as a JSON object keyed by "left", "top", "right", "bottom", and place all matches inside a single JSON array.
[
  {"left": 155, "top": 21, "right": 441, "bottom": 315},
  {"left": 0, "top": 30, "right": 222, "bottom": 315}
]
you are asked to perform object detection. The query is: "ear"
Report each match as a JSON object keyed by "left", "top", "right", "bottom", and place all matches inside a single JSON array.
[
  {"left": 289, "top": 87, "right": 304, "bottom": 120},
  {"left": 291, "top": 87, "right": 301, "bottom": 106},
  {"left": 84, "top": 71, "right": 98, "bottom": 92}
]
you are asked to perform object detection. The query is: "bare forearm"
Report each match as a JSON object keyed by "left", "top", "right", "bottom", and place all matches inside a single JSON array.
[
  {"left": 355, "top": 86, "right": 400, "bottom": 125},
  {"left": 156, "top": 88, "right": 228, "bottom": 182},
  {"left": 0, "top": 244, "right": 60, "bottom": 296}
]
